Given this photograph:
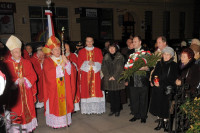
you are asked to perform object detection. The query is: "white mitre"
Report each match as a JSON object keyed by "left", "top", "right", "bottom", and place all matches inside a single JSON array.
[{"left": 6, "top": 35, "right": 22, "bottom": 51}]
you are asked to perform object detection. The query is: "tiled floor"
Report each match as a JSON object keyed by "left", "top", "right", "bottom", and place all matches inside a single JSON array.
[{"left": 34, "top": 103, "right": 165, "bottom": 133}]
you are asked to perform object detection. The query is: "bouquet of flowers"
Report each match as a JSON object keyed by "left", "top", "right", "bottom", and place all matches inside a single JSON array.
[{"left": 119, "top": 50, "right": 161, "bottom": 81}]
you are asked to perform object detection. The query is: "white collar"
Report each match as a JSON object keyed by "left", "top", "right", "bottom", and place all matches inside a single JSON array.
[
  {"left": 85, "top": 46, "right": 94, "bottom": 51},
  {"left": 11, "top": 56, "right": 21, "bottom": 63},
  {"left": 135, "top": 46, "right": 142, "bottom": 52},
  {"left": 51, "top": 55, "right": 62, "bottom": 64},
  {"left": 54, "top": 55, "right": 61, "bottom": 60}
]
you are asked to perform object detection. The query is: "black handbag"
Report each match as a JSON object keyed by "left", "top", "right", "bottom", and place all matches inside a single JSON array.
[
  {"left": 165, "top": 85, "right": 174, "bottom": 95},
  {"left": 164, "top": 65, "right": 174, "bottom": 95}
]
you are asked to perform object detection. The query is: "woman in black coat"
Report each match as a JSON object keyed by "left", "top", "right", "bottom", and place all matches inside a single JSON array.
[
  {"left": 149, "top": 47, "right": 179, "bottom": 132},
  {"left": 101, "top": 44, "right": 125, "bottom": 117},
  {"left": 176, "top": 48, "right": 200, "bottom": 97}
]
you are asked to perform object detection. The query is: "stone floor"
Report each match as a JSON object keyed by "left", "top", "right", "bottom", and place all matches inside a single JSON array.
[{"left": 34, "top": 103, "right": 165, "bottom": 133}]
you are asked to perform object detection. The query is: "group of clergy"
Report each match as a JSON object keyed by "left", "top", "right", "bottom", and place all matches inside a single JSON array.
[{"left": 2, "top": 35, "right": 105, "bottom": 132}]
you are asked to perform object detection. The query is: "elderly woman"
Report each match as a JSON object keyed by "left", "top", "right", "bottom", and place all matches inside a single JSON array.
[
  {"left": 150, "top": 47, "right": 179, "bottom": 132},
  {"left": 176, "top": 48, "right": 200, "bottom": 97},
  {"left": 102, "top": 44, "right": 125, "bottom": 117}
]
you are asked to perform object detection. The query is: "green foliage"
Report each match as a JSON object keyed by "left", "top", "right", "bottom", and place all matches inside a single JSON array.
[
  {"left": 119, "top": 53, "right": 161, "bottom": 82},
  {"left": 180, "top": 97, "right": 200, "bottom": 133}
]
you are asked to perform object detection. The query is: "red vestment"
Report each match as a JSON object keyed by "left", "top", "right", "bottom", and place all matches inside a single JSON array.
[
  {"left": 30, "top": 53, "right": 44, "bottom": 102},
  {"left": 78, "top": 47, "right": 105, "bottom": 114},
  {"left": 67, "top": 52, "right": 78, "bottom": 65},
  {"left": 23, "top": 49, "right": 31, "bottom": 60},
  {"left": 66, "top": 53, "right": 77, "bottom": 100},
  {"left": 43, "top": 56, "right": 74, "bottom": 128},
  {"left": 4, "top": 56, "right": 38, "bottom": 132},
  {"left": 66, "top": 53, "right": 80, "bottom": 111}
]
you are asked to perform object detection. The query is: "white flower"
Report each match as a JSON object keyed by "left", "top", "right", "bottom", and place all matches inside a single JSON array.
[
  {"left": 141, "top": 51, "right": 146, "bottom": 55},
  {"left": 128, "top": 64, "right": 133, "bottom": 67}
]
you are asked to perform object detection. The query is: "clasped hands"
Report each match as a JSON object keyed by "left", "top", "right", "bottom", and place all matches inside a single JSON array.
[
  {"left": 88, "top": 61, "right": 94, "bottom": 66},
  {"left": 139, "top": 66, "right": 149, "bottom": 71},
  {"left": 18, "top": 78, "right": 24, "bottom": 86},
  {"left": 109, "top": 76, "right": 115, "bottom": 81},
  {"left": 175, "top": 79, "right": 181, "bottom": 86}
]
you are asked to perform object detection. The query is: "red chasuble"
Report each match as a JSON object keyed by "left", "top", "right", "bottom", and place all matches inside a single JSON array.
[
  {"left": 4, "top": 56, "right": 38, "bottom": 132},
  {"left": 30, "top": 53, "right": 44, "bottom": 102},
  {"left": 78, "top": 47, "right": 105, "bottom": 114},
  {"left": 43, "top": 56, "right": 74, "bottom": 128}
]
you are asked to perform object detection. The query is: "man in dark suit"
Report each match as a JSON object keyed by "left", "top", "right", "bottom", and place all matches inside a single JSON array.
[
  {"left": 128, "top": 36, "right": 150, "bottom": 123},
  {"left": 121, "top": 39, "right": 134, "bottom": 104},
  {"left": 121, "top": 39, "right": 134, "bottom": 62}
]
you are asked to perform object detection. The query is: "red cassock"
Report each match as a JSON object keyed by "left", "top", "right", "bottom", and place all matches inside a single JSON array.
[
  {"left": 4, "top": 56, "right": 38, "bottom": 132},
  {"left": 30, "top": 53, "right": 44, "bottom": 102},
  {"left": 23, "top": 49, "right": 31, "bottom": 60},
  {"left": 78, "top": 47, "right": 105, "bottom": 114},
  {"left": 67, "top": 52, "right": 78, "bottom": 65},
  {"left": 66, "top": 53, "right": 80, "bottom": 111},
  {"left": 43, "top": 56, "right": 74, "bottom": 128},
  {"left": 66, "top": 53, "right": 77, "bottom": 100}
]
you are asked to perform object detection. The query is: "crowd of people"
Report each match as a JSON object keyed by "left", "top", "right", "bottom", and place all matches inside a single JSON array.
[{"left": 0, "top": 34, "right": 200, "bottom": 132}]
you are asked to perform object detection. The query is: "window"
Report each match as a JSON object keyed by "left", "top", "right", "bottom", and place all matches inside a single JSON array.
[
  {"left": 163, "top": 11, "right": 170, "bottom": 39},
  {"left": 0, "top": 2, "right": 16, "bottom": 34},
  {"left": 121, "top": 12, "right": 135, "bottom": 42},
  {"left": 29, "top": 6, "right": 42, "bottom": 18},
  {"left": 145, "top": 11, "right": 152, "bottom": 41},
  {"left": 179, "top": 12, "right": 185, "bottom": 39},
  {"left": 56, "top": 7, "right": 68, "bottom": 18},
  {"left": 100, "top": 8, "right": 113, "bottom": 40},
  {"left": 29, "top": 6, "right": 69, "bottom": 42},
  {"left": 80, "top": 8, "right": 113, "bottom": 40}
]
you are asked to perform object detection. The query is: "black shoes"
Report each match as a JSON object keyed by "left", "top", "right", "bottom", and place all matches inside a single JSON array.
[
  {"left": 164, "top": 121, "right": 169, "bottom": 132},
  {"left": 109, "top": 112, "right": 120, "bottom": 117},
  {"left": 141, "top": 118, "right": 146, "bottom": 123},
  {"left": 129, "top": 117, "right": 139, "bottom": 122},
  {"left": 129, "top": 117, "right": 146, "bottom": 123},
  {"left": 154, "top": 119, "right": 170, "bottom": 132},
  {"left": 115, "top": 112, "right": 120, "bottom": 117},
  {"left": 108, "top": 112, "right": 115, "bottom": 116},
  {"left": 154, "top": 119, "right": 164, "bottom": 130}
]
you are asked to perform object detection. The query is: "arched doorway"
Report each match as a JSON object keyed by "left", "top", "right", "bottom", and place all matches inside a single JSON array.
[{"left": 122, "top": 12, "right": 135, "bottom": 42}]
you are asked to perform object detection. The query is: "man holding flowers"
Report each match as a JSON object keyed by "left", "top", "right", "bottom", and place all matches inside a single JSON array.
[{"left": 128, "top": 36, "right": 150, "bottom": 123}]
